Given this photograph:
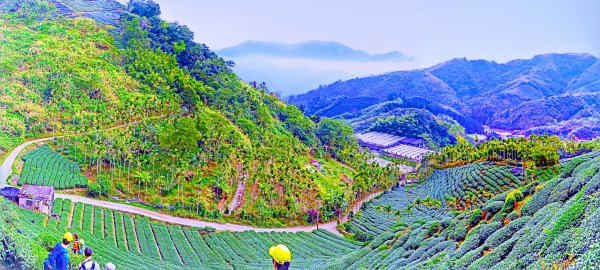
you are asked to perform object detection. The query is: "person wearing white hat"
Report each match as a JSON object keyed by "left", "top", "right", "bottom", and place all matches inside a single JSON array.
[{"left": 105, "top": 262, "right": 116, "bottom": 270}]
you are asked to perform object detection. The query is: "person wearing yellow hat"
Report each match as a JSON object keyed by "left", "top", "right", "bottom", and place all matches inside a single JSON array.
[
  {"left": 43, "top": 232, "right": 73, "bottom": 270},
  {"left": 269, "top": 244, "right": 291, "bottom": 270}
]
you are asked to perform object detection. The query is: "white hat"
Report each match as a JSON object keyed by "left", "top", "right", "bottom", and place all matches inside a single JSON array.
[{"left": 105, "top": 262, "right": 116, "bottom": 270}]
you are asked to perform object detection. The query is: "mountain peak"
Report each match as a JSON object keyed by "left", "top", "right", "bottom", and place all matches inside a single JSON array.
[{"left": 217, "top": 40, "right": 412, "bottom": 62}]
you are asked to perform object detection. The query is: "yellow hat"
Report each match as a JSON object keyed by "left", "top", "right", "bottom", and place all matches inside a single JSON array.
[
  {"left": 63, "top": 232, "right": 74, "bottom": 242},
  {"left": 269, "top": 244, "right": 291, "bottom": 264}
]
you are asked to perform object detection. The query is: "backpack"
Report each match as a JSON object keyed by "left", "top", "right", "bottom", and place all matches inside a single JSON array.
[
  {"left": 73, "top": 240, "right": 80, "bottom": 253},
  {"left": 43, "top": 245, "right": 67, "bottom": 270},
  {"left": 79, "top": 259, "right": 97, "bottom": 270}
]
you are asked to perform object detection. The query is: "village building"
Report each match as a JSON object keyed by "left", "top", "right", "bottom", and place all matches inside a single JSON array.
[
  {"left": 356, "top": 131, "right": 436, "bottom": 162},
  {"left": 367, "top": 157, "right": 414, "bottom": 174},
  {"left": 309, "top": 158, "right": 322, "bottom": 171},
  {"left": 17, "top": 184, "right": 54, "bottom": 215},
  {"left": 355, "top": 132, "right": 406, "bottom": 150}
]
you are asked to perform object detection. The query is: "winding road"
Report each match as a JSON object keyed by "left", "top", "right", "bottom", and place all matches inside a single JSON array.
[{"left": 0, "top": 135, "right": 382, "bottom": 236}]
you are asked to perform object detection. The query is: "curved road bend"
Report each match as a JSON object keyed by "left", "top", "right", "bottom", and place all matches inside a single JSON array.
[
  {"left": 56, "top": 192, "right": 381, "bottom": 236},
  {"left": 0, "top": 137, "right": 55, "bottom": 188},
  {"left": 1, "top": 135, "right": 382, "bottom": 235}
]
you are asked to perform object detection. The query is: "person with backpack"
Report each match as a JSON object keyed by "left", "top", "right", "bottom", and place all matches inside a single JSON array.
[
  {"left": 79, "top": 247, "right": 99, "bottom": 270},
  {"left": 43, "top": 232, "right": 73, "bottom": 270},
  {"left": 79, "top": 238, "right": 86, "bottom": 255},
  {"left": 269, "top": 244, "right": 292, "bottom": 270},
  {"left": 72, "top": 234, "right": 81, "bottom": 254}
]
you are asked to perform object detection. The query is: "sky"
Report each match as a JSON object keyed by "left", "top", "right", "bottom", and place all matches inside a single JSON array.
[{"left": 153, "top": 0, "right": 600, "bottom": 94}]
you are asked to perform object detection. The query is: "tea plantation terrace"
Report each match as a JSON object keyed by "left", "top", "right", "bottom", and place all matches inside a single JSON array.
[{"left": 17, "top": 198, "right": 363, "bottom": 269}]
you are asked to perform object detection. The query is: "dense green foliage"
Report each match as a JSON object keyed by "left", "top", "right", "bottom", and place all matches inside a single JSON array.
[
  {"left": 0, "top": 0, "right": 396, "bottom": 226},
  {"left": 370, "top": 111, "right": 454, "bottom": 148},
  {"left": 422, "top": 135, "right": 600, "bottom": 173},
  {"left": 345, "top": 163, "right": 527, "bottom": 240}
]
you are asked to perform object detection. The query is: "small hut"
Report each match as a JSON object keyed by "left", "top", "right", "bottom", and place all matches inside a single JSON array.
[
  {"left": 17, "top": 185, "right": 54, "bottom": 215},
  {"left": 309, "top": 158, "right": 322, "bottom": 171}
]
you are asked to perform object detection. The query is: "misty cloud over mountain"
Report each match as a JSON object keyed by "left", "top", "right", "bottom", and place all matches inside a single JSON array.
[
  {"left": 217, "top": 40, "right": 413, "bottom": 62},
  {"left": 217, "top": 40, "right": 414, "bottom": 96}
]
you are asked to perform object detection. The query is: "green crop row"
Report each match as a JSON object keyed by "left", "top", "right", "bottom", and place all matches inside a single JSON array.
[{"left": 20, "top": 145, "right": 88, "bottom": 189}]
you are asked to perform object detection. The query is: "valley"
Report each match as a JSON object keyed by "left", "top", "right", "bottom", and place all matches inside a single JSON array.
[{"left": 0, "top": 0, "right": 599, "bottom": 269}]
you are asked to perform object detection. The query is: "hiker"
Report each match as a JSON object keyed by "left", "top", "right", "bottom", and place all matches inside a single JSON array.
[
  {"left": 79, "top": 238, "right": 86, "bottom": 255},
  {"left": 43, "top": 232, "right": 73, "bottom": 270},
  {"left": 105, "top": 262, "right": 116, "bottom": 270},
  {"left": 269, "top": 244, "right": 291, "bottom": 270},
  {"left": 72, "top": 234, "right": 81, "bottom": 254},
  {"left": 79, "top": 247, "right": 99, "bottom": 270}
]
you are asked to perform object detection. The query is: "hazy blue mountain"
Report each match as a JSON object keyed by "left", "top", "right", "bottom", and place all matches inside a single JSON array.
[
  {"left": 289, "top": 53, "right": 600, "bottom": 139},
  {"left": 217, "top": 40, "right": 414, "bottom": 96},
  {"left": 218, "top": 40, "right": 412, "bottom": 62}
]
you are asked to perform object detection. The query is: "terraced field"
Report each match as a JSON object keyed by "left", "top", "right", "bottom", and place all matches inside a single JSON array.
[
  {"left": 12, "top": 151, "right": 600, "bottom": 269},
  {"left": 23, "top": 198, "right": 363, "bottom": 269},
  {"left": 345, "top": 163, "right": 525, "bottom": 239},
  {"left": 19, "top": 145, "right": 88, "bottom": 189},
  {"left": 332, "top": 151, "right": 600, "bottom": 269}
]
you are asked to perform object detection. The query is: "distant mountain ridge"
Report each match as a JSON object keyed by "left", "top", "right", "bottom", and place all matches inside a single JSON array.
[
  {"left": 218, "top": 40, "right": 412, "bottom": 62},
  {"left": 289, "top": 53, "right": 600, "bottom": 139}
]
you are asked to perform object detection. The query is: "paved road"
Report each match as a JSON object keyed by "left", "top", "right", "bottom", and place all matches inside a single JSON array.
[
  {"left": 0, "top": 137, "right": 55, "bottom": 188},
  {"left": 1, "top": 130, "right": 382, "bottom": 235},
  {"left": 56, "top": 192, "right": 381, "bottom": 236},
  {"left": 1, "top": 117, "right": 159, "bottom": 187}
]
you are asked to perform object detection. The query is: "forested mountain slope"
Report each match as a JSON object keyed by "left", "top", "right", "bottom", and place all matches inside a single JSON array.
[
  {"left": 289, "top": 53, "right": 600, "bottom": 139},
  {"left": 0, "top": 0, "right": 397, "bottom": 227}
]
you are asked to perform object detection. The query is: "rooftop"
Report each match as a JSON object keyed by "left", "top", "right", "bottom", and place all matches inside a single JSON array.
[{"left": 17, "top": 185, "right": 54, "bottom": 201}]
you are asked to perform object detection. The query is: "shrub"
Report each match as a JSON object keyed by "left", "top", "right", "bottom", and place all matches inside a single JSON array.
[
  {"left": 484, "top": 216, "right": 529, "bottom": 249},
  {"left": 477, "top": 222, "right": 502, "bottom": 242},
  {"left": 502, "top": 195, "right": 515, "bottom": 213},
  {"left": 584, "top": 173, "right": 600, "bottom": 196},
  {"left": 455, "top": 226, "right": 482, "bottom": 258},
  {"left": 483, "top": 201, "right": 504, "bottom": 215},
  {"left": 542, "top": 190, "right": 587, "bottom": 253},
  {"left": 36, "top": 233, "right": 59, "bottom": 251},
  {"left": 507, "top": 212, "right": 520, "bottom": 221},
  {"left": 87, "top": 183, "right": 101, "bottom": 197},
  {"left": 468, "top": 209, "right": 483, "bottom": 227}
]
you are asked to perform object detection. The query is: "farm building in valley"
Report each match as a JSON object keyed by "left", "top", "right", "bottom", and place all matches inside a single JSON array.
[
  {"left": 356, "top": 132, "right": 435, "bottom": 161},
  {"left": 17, "top": 184, "right": 54, "bottom": 215},
  {"left": 367, "top": 157, "right": 414, "bottom": 174},
  {"left": 355, "top": 132, "right": 406, "bottom": 149},
  {"left": 383, "top": 144, "right": 436, "bottom": 161}
]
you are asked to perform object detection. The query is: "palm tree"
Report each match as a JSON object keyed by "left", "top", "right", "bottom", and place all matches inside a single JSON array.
[
  {"left": 404, "top": 204, "right": 414, "bottom": 216},
  {"left": 133, "top": 171, "right": 151, "bottom": 198},
  {"left": 394, "top": 209, "right": 403, "bottom": 223},
  {"left": 384, "top": 205, "right": 393, "bottom": 225}
]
